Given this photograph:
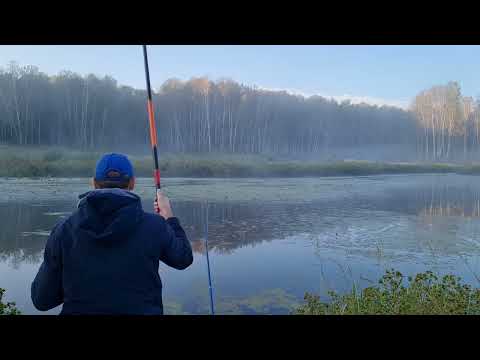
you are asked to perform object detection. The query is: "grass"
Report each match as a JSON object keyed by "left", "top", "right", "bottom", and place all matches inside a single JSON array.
[
  {"left": 0, "top": 288, "right": 20, "bottom": 315},
  {"left": 296, "top": 269, "right": 480, "bottom": 315},
  {"left": 0, "top": 145, "right": 476, "bottom": 178}
]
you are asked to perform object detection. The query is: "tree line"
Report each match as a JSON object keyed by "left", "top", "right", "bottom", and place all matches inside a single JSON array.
[
  {"left": 412, "top": 81, "right": 480, "bottom": 161},
  {"left": 0, "top": 61, "right": 478, "bottom": 160}
]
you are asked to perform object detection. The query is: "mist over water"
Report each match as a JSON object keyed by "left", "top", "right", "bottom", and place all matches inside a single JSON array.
[{"left": 2, "top": 174, "right": 480, "bottom": 314}]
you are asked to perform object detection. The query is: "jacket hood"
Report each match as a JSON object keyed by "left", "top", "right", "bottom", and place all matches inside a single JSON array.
[{"left": 76, "top": 189, "right": 143, "bottom": 244}]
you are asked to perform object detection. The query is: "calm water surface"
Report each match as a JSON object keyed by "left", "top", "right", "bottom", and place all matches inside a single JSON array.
[{"left": 1, "top": 174, "right": 480, "bottom": 314}]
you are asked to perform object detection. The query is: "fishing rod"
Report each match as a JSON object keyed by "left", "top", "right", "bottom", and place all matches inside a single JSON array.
[
  {"left": 142, "top": 45, "right": 215, "bottom": 315},
  {"left": 204, "top": 202, "right": 215, "bottom": 315},
  {"left": 142, "top": 45, "right": 161, "bottom": 197}
]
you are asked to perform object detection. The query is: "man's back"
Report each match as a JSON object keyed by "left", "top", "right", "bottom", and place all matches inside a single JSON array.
[{"left": 31, "top": 188, "right": 193, "bottom": 315}]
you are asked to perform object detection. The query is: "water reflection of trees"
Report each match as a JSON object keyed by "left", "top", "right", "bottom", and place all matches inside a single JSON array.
[
  {"left": 4, "top": 183, "right": 480, "bottom": 266},
  {"left": 417, "top": 185, "right": 480, "bottom": 218},
  {"left": 354, "top": 183, "right": 480, "bottom": 220},
  {"left": 175, "top": 201, "right": 319, "bottom": 255},
  {"left": 379, "top": 184, "right": 480, "bottom": 219},
  {"left": 183, "top": 185, "right": 480, "bottom": 253},
  {"left": 1, "top": 200, "right": 318, "bottom": 264},
  {"left": 360, "top": 184, "right": 480, "bottom": 257},
  {"left": 0, "top": 202, "right": 72, "bottom": 267}
]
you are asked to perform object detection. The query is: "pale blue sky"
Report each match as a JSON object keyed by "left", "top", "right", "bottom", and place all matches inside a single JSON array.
[{"left": 1, "top": 45, "right": 479, "bottom": 108}]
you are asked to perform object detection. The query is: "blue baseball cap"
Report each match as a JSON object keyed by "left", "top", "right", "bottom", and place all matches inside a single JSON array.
[{"left": 95, "top": 153, "right": 134, "bottom": 182}]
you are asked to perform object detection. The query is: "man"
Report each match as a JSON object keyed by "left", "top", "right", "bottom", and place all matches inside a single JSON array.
[{"left": 31, "top": 153, "right": 193, "bottom": 315}]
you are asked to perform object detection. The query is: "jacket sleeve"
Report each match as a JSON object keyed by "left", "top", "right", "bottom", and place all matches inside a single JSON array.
[
  {"left": 159, "top": 217, "right": 194, "bottom": 270},
  {"left": 31, "top": 222, "right": 64, "bottom": 311}
]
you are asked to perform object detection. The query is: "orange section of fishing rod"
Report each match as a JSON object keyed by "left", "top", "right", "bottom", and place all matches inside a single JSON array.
[
  {"left": 143, "top": 45, "right": 161, "bottom": 192},
  {"left": 147, "top": 98, "right": 161, "bottom": 189},
  {"left": 147, "top": 99, "right": 158, "bottom": 147}
]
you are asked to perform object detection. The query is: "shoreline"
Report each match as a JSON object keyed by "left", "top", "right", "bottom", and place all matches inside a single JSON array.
[
  {"left": 2, "top": 147, "right": 480, "bottom": 178},
  {"left": 0, "top": 159, "right": 478, "bottom": 178}
]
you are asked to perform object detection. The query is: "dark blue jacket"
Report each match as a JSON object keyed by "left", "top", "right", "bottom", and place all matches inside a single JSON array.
[{"left": 31, "top": 189, "right": 193, "bottom": 315}]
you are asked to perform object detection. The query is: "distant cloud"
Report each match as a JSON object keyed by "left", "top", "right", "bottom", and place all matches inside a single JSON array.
[{"left": 259, "top": 86, "right": 409, "bottom": 110}]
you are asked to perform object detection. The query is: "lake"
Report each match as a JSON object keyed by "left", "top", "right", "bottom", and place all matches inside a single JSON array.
[{"left": 1, "top": 174, "right": 480, "bottom": 314}]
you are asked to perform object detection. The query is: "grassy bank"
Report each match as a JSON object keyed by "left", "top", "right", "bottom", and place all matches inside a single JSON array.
[
  {"left": 296, "top": 269, "right": 480, "bottom": 315},
  {"left": 1, "top": 146, "right": 478, "bottom": 178}
]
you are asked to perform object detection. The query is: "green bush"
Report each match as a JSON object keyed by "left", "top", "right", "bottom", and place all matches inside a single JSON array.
[
  {"left": 0, "top": 288, "right": 20, "bottom": 315},
  {"left": 296, "top": 269, "right": 480, "bottom": 315}
]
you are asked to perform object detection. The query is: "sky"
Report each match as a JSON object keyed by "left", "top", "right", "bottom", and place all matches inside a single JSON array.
[{"left": 1, "top": 45, "right": 479, "bottom": 109}]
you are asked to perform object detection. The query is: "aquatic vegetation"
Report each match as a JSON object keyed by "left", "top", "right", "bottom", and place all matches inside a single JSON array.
[
  {"left": 296, "top": 269, "right": 480, "bottom": 315},
  {"left": 0, "top": 288, "right": 20, "bottom": 315},
  {"left": 163, "top": 302, "right": 189, "bottom": 315},
  {"left": 217, "top": 289, "right": 300, "bottom": 314},
  {"left": 164, "top": 288, "right": 300, "bottom": 315},
  {"left": 234, "top": 288, "right": 300, "bottom": 314}
]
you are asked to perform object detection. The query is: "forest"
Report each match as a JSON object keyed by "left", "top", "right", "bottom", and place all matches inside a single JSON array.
[{"left": 0, "top": 62, "right": 479, "bottom": 161}]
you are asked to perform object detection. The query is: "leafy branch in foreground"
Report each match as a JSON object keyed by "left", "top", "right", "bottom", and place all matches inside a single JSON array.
[
  {"left": 296, "top": 269, "right": 480, "bottom": 315},
  {"left": 0, "top": 288, "right": 21, "bottom": 315}
]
